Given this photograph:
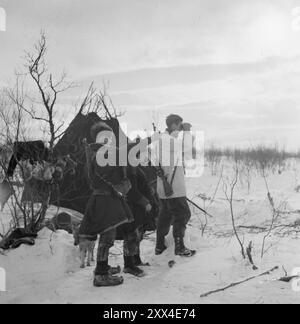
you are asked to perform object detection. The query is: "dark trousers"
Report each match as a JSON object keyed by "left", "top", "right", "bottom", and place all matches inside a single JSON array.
[
  {"left": 95, "top": 228, "right": 117, "bottom": 276},
  {"left": 156, "top": 197, "right": 191, "bottom": 240},
  {"left": 123, "top": 229, "right": 140, "bottom": 257},
  {"left": 97, "top": 228, "right": 116, "bottom": 262},
  {"left": 123, "top": 227, "right": 144, "bottom": 257}
]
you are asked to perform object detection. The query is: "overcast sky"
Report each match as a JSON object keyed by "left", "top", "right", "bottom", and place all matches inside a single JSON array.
[{"left": 0, "top": 0, "right": 300, "bottom": 149}]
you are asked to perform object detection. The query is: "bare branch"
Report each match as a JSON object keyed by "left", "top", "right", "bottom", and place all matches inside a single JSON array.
[{"left": 222, "top": 163, "right": 246, "bottom": 259}]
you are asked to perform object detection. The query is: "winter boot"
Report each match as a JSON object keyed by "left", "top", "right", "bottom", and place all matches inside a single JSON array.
[
  {"left": 93, "top": 265, "right": 121, "bottom": 276},
  {"left": 93, "top": 274, "right": 124, "bottom": 287},
  {"left": 174, "top": 237, "right": 196, "bottom": 257},
  {"left": 155, "top": 236, "right": 167, "bottom": 255},
  {"left": 124, "top": 256, "right": 145, "bottom": 277},
  {"left": 94, "top": 261, "right": 124, "bottom": 287},
  {"left": 108, "top": 265, "right": 122, "bottom": 275},
  {"left": 134, "top": 254, "right": 150, "bottom": 267}
]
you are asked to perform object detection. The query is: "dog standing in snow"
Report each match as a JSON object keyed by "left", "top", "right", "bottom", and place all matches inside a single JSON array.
[{"left": 73, "top": 224, "right": 96, "bottom": 268}]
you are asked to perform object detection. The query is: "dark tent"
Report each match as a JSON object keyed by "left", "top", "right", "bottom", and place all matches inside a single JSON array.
[
  {"left": 3, "top": 111, "right": 156, "bottom": 217},
  {"left": 51, "top": 112, "right": 129, "bottom": 214}
]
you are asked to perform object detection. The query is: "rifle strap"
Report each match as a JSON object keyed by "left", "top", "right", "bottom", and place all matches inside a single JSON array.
[
  {"left": 95, "top": 170, "right": 120, "bottom": 198},
  {"left": 84, "top": 140, "right": 94, "bottom": 189},
  {"left": 122, "top": 166, "right": 128, "bottom": 180},
  {"left": 170, "top": 158, "right": 179, "bottom": 188},
  {"left": 84, "top": 140, "right": 128, "bottom": 198},
  {"left": 170, "top": 166, "right": 177, "bottom": 187}
]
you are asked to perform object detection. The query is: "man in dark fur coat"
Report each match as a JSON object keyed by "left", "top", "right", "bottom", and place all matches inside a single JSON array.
[
  {"left": 117, "top": 166, "right": 158, "bottom": 277},
  {"left": 79, "top": 122, "right": 133, "bottom": 287}
]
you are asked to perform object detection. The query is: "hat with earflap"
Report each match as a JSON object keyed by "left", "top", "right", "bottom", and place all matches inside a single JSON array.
[
  {"left": 90, "top": 122, "right": 113, "bottom": 143},
  {"left": 182, "top": 122, "right": 192, "bottom": 131},
  {"left": 166, "top": 114, "right": 183, "bottom": 129}
]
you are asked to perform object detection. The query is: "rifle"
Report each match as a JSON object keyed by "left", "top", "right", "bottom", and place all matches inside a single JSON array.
[
  {"left": 151, "top": 122, "right": 176, "bottom": 198},
  {"left": 152, "top": 122, "right": 157, "bottom": 132},
  {"left": 156, "top": 164, "right": 174, "bottom": 198},
  {"left": 186, "top": 198, "right": 214, "bottom": 218},
  {"left": 155, "top": 167, "right": 214, "bottom": 216}
]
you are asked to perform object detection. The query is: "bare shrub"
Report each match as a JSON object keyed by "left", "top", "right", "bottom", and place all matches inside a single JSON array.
[
  {"left": 207, "top": 144, "right": 293, "bottom": 179},
  {"left": 260, "top": 174, "right": 288, "bottom": 259},
  {"left": 222, "top": 163, "right": 246, "bottom": 259},
  {"left": 205, "top": 144, "right": 222, "bottom": 175},
  {"left": 0, "top": 32, "right": 75, "bottom": 238}
]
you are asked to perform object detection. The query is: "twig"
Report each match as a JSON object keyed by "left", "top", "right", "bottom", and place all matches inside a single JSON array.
[
  {"left": 246, "top": 241, "right": 258, "bottom": 270},
  {"left": 200, "top": 266, "right": 279, "bottom": 298},
  {"left": 222, "top": 164, "right": 246, "bottom": 259},
  {"left": 282, "top": 265, "right": 287, "bottom": 277},
  {"left": 238, "top": 225, "right": 267, "bottom": 231},
  {"left": 207, "top": 165, "right": 224, "bottom": 209},
  {"left": 278, "top": 276, "right": 300, "bottom": 282},
  {"left": 49, "top": 230, "right": 54, "bottom": 255},
  {"left": 260, "top": 174, "right": 286, "bottom": 258},
  {"left": 277, "top": 266, "right": 300, "bottom": 282}
]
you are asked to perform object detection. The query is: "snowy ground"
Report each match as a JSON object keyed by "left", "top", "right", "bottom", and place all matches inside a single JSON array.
[{"left": 1, "top": 159, "right": 300, "bottom": 304}]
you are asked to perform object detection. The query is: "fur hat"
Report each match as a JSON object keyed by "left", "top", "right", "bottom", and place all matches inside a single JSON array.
[
  {"left": 90, "top": 122, "right": 113, "bottom": 143},
  {"left": 182, "top": 122, "right": 192, "bottom": 131},
  {"left": 166, "top": 114, "right": 183, "bottom": 129}
]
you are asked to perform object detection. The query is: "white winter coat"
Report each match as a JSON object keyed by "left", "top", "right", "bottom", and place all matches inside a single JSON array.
[{"left": 151, "top": 131, "right": 194, "bottom": 199}]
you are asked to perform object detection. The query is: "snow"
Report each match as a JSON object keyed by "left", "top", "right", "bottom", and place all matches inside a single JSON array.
[
  {"left": 0, "top": 228, "right": 78, "bottom": 304},
  {"left": 1, "top": 159, "right": 300, "bottom": 304}
]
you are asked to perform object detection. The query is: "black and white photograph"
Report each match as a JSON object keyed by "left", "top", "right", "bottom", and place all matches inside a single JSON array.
[{"left": 0, "top": 0, "right": 300, "bottom": 306}]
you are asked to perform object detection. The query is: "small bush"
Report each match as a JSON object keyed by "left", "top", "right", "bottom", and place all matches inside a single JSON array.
[{"left": 205, "top": 144, "right": 295, "bottom": 175}]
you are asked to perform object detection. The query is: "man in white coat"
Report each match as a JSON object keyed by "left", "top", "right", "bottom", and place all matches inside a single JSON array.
[{"left": 152, "top": 114, "right": 195, "bottom": 257}]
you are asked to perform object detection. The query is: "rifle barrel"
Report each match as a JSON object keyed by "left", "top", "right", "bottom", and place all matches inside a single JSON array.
[{"left": 186, "top": 198, "right": 214, "bottom": 218}]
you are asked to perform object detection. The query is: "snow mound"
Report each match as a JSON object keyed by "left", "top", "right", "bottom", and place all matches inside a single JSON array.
[{"left": 0, "top": 228, "right": 78, "bottom": 304}]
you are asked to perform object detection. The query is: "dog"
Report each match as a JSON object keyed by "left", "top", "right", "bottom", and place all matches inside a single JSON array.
[{"left": 72, "top": 224, "right": 96, "bottom": 268}]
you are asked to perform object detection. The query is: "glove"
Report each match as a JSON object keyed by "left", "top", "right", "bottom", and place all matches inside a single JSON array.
[{"left": 145, "top": 204, "right": 152, "bottom": 213}]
